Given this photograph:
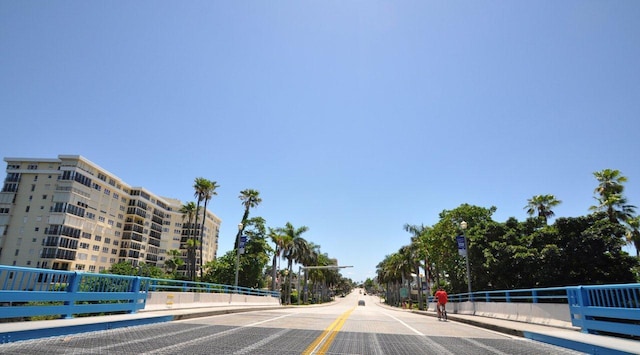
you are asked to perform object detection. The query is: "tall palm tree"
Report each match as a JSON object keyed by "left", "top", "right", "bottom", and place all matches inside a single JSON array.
[
  {"left": 590, "top": 169, "right": 636, "bottom": 223},
  {"left": 194, "top": 178, "right": 219, "bottom": 277},
  {"left": 278, "top": 222, "right": 309, "bottom": 304},
  {"left": 404, "top": 223, "right": 431, "bottom": 309},
  {"left": 524, "top": 194, "right": 562, "bottom": 224},
  {"left": 179, "top": 202, "right": 197, "bottom": 280},
  {"left": 236, "top": 189, "right": 262, "bottom": 248},
  {"left": 268, "top": 228, "right": 289, "bottom": 292}
]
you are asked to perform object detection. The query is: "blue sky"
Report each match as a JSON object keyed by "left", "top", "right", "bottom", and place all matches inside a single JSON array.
[{"left": 2, "top": 1, "right": 639, "bottom": 282}]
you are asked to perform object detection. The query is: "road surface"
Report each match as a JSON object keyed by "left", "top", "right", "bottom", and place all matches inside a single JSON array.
[{"left": 0, "top": 290, "right": 584, "bottom": 354}]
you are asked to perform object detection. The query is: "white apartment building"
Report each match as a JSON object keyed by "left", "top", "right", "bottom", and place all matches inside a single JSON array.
[{"left": 0, "top": 155, "right": 221, "bottom": 276}]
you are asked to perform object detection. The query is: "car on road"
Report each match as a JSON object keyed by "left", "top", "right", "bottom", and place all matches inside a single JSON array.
[{"left": 358, "top": 300, "right": 365, "bottom": 306}]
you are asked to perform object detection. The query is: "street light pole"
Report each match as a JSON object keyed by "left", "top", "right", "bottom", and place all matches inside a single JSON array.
[
  {"left": 234, "top": 222, "right": 243, "bottom": 293},
  {"left": 461, "top": 220, "right": 474, "bottom": 314},
  {"left": 460, "top": 221, "right": 471, "bottom": 296}
]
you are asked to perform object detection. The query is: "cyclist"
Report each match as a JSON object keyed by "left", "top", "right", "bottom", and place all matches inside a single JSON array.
[{"left": 434, "top": 286, "right": 448, "bottom": 321}]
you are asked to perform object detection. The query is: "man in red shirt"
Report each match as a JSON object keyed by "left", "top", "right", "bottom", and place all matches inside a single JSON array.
[{"left": 435, "top": 286, "right": 448, "bottom": 320}]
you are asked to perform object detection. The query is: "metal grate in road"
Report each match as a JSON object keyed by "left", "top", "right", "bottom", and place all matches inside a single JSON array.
[{"left": 0, "top": 323, "right": 586, "bottom": 355}]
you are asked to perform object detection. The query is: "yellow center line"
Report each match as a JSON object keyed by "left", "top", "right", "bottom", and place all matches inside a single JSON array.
[{"left": 303, "top": 307, "right": 356, "bottom": 355}]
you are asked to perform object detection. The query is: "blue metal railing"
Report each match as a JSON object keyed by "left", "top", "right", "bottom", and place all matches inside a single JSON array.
[
  {"left": 0, "top": 265, "right": 279, "bottom": 321},
  {"left": 445, "top": 286, "right": 569, "bottom": 304},
  {"left": 567, "top": 283, "right": 640, "bottom": 337},
  {"left": 434, "top": 283, "right": 640, "bottom": 338},
  {"left": 0, "top": 266, "right": 146, "bottom": 319},
  {"left": 146, "top": 278, "right": 280, "bottom": 298}
]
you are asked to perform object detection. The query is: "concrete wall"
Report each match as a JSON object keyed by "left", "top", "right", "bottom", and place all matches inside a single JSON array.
[
  {"left": 432, "top": 301, "right": 574, "bottom": 328},
  {"left": 144, "top": 291, "right": 281, "bottom": 311}
]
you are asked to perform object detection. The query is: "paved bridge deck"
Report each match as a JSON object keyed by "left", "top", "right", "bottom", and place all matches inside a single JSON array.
[{"left": 0, "top": 303, "right": 637, "bottom": 354}]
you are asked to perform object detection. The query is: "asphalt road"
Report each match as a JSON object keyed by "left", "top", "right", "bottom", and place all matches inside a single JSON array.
[{"left": 0, "top": 291, "right": 585, "bottom": 354}]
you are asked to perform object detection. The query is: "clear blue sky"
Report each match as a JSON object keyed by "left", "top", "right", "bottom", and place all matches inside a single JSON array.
[{"left": 2, "top": 1, "right": 639, "bottom": 282}]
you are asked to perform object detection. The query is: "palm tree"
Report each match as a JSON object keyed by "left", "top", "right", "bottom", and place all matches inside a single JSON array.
[
  {"left": 164, "top": 249, "right": 184, "bottom": 275},
  {"left": 194, "top": 178, "right": 219, "bottom": 278},
  {"left": 524, "top": 194, "right": 562, "bottom": 224},
  {"left": 404, "top": 223, "right": 431, "bottom": 310},
  {"left": 278, "top": 222, "right": 309, "bottom": 304},
  {"left": 376, "top": 253, "right": 403, "bottom": 307},
  {"left": 236, "top": 189, "right": 262, "bottom": 248},
  {"left": 268, "top": 228, "right": 289, "bottom": 292},
  {"left": 179, "top": 202, "right": 197, "bottom": 280},
  {"left": 590, "top": 169, "right": 636, "bottom": 223}
]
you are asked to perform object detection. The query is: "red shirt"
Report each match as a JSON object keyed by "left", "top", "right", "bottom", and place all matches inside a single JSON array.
[{"left": 435, "top": 290, "right": 448, "bottom": 304}]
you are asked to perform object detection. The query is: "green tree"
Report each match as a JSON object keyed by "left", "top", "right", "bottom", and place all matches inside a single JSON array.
[
  {"left": 236, "top": 189, "right": 262, "bottom": 248},
  {"left": 268, "top": 228, "right": 289, "bottom": 292},
  {"left": 179, "top": 201, "right": 198, "bottom": 281},
  {"left": 193, "top": 178, "right": 219, "bottom": 279},
  {"left": 278, "top": 222, "right": 309, "bottom": 305},
  {"left": 590, "top": 169, "right": 636, "bottom": 223},
  {"left": 626, "top": 216, "right": 640, "bottom": 258},
  {"left": 164, "top": 249, "right": 184, "bottom": 276},
  {"left": 524, "top": 194, "right": 562, "bottom": 225}
]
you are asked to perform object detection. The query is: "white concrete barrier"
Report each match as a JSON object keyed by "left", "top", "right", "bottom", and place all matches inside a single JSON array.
[
  {"left": 143, "top": 291, "right": 281, "bottom": 311},
  {"left": 431, "top": 301, "right": 574, "bottom": 328}
]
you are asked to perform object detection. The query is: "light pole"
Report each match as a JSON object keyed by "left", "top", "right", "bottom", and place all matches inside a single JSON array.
[
  {"left": 460, "top": 221, "right": 476, "bottom": 315},
  {"left": 460, "top": 220, "right": 473, "bottom": 313},
  {"left": 234, "top": 222, "right": 243, "bottom": 293}
]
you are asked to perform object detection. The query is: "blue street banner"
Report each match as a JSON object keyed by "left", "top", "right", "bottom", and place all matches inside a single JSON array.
[
  {"left": 239, "top": 235, "right": 247, "bottom": 254},
  {"left": 456, "top": 235, "right": 467, "bottom": 257}
]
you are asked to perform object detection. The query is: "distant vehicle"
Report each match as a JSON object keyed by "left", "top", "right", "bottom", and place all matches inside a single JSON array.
[{"left": 358, "top": 300, "right": 365, "bottom": 306}]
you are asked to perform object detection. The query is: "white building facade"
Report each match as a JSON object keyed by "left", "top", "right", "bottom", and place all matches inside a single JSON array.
[{"left": 0, "top": 155, "right": 220, "bottom": 275}]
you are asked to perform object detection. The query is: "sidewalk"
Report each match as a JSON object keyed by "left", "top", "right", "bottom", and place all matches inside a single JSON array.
[
  {"left": 410, "top": 309, "right": 639, "bottom": 355},
  {"left": 1, "top": 303, "right": 638, "bottom": 354}
]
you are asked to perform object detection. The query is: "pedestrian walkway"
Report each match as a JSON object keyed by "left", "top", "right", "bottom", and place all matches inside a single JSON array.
[
  {"left": 410, "top": 308, "right": 639, "bottom": 355},
  {"left": 1, "top": 303, "right": 638, "bottom": 354}
]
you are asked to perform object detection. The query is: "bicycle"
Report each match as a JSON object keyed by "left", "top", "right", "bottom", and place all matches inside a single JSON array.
[{"left": 437, "top": 303, "right": 447, "bottom": 321}]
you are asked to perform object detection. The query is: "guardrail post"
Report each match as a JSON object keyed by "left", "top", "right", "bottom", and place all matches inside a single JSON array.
[
  {"left": 64, "top": 272, "right": 81, "bottom": 319},
  {"left": 532, "top": 290, "right": 538, "bottom": 304}
]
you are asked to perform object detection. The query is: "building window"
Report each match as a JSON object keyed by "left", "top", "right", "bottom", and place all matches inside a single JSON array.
[
  {"left": 89, "top": 265, "right": 96, "bottom": 272},
  {"left": 25, "top": 206, "right": 30, "bottom": 212},
  {"left": 102, "top": 247, "right": 109, "bottom": 253},
  {"left": 31, "top": 185, "right": 35, "bottom": 192},
  {"left": 105, "top": 238, "right": 111, "bottom": 244},
  {"left": 93, "top": 245, "right": 100, "bottom": 251},
  {"left": 95, "top": 235, "right": 102, "bottom": 241},
  {"left": 42, "top": 195, "right": 47, "bottom": 199}
]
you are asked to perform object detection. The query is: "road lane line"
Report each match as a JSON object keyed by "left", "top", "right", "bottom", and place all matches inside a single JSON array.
[
  {"left": 137, "top": 313, "right": 293, "bottom": 355},
  {"left": 233, "top": 328, "right": 292, "bottom": 355},
  {"left": 383, "top": 312, "right": 454, "bottom": 354},
  {"left": 302, "top": 307, "right": 355, "bottom": 355}
]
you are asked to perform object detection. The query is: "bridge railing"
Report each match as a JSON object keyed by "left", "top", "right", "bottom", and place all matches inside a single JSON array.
[
  {"left": 567, "top": 283, "right": 640, "bottom": 338},
  {"left": 446, "top": 286, "right": 569, "bottom": 304},
  {"left": 0, "top": 265, "right": 146, "bottom": 320},
  {"left": 146, "top": 278, "right": 280, "bottom": 298},
  {"left": 439, "top": 283, "right": 640, "bottom": 338},
  {"left": 0, "top": 265, "right": 279, "bottom": 321}
]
